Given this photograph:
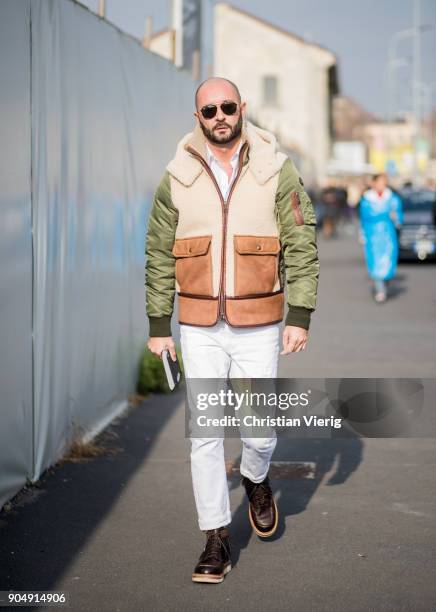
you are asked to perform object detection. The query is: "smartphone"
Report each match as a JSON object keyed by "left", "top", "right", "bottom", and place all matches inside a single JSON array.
[{"left": 161, "top": 349, "right": 182, "bottom": 391}]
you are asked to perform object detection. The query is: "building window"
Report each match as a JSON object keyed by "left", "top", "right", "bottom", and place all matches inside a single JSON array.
[{"left": 262, "top": 75, "right": 278, "bottom": 107}]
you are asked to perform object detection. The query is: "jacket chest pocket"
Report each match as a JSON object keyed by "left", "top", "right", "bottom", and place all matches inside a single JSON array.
[
  {"left": 172, "top": 235, "right": 213, "bottom": 296},
  {"left": 234, "top": 235, "right": 281, "bottom": 296}
]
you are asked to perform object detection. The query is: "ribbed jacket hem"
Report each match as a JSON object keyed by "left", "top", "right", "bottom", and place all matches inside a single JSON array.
[
  {"left": 285, "top": 306, "right": 312, "bottom": 330},
  {"left": 148, "top": 315, "right": 172, "bottom": 337}
]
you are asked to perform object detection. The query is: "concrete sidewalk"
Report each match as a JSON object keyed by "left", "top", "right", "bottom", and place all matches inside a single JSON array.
[
  {"left": 1, "top": 388, "right": 435, "bottom": 611},
  {"left": 1, "top": 230, "right": 435, "bottom": 610}
]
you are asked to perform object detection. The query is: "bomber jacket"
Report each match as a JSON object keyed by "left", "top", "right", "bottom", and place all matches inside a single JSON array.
[{"left": 145, "top": 119, "right": 319, "bottom": 337}]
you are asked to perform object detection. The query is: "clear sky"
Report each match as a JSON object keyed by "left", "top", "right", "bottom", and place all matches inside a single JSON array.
[{"left": 79, "top": 0, "right": 436, "bottom": 119}]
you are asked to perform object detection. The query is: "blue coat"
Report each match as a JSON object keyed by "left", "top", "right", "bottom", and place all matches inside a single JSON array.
[{"left": 359, "top": 188, "right": 403, "bottom": 280}]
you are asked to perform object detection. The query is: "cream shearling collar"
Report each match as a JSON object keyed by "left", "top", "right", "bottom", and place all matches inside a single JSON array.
[{"left": 166, "top": 119, "right": 285, "bottom": 187}]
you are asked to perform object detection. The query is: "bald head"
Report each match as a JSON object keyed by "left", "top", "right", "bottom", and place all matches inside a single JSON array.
[
  {"left": 193, "top": 77, "right": 246, "bottom": 146},
  {"left": 195, "top": 77, "right": 241, "bottom": 110}
]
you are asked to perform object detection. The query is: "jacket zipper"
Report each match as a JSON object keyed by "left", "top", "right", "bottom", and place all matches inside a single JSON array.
[{"left": 186, "top": 142, "right": 249, "bottom": 323}]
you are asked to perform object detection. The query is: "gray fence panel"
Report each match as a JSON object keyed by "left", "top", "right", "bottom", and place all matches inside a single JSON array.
[
  {"left": 0, "top": 0, "right": 33, "bottom": 508},
  {"left": 30, "top": 0, "right": 194, "bottom": 479},
  {"left": 0, "top": 0, "right": 194, "bottom": 504}
]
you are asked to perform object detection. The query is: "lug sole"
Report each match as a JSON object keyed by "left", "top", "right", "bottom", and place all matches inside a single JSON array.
[
  {"left": 192, "top": 562, "right": 232, "bottom": 583},
  {"left": 248, "top": 497, "right": 278, "bottom": 538}
]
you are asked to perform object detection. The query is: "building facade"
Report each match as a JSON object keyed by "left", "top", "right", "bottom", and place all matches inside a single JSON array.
[{"left": 214, "top": 3, "right": 339, "bottom": 187}]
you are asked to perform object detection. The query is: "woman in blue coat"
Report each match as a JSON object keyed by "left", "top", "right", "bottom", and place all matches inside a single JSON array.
[{"left": 359, "top": 173, "right": 403, "bottom": 303}]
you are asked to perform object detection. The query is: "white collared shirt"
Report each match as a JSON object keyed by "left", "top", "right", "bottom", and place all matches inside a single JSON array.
[{"left": 205, "top": 139, "right": 243, "bottom": 201}]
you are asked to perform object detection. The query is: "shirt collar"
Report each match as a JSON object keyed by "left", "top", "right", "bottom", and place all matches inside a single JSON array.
[{"left": 206, "top": 139, "right": 243, "bottom": 167}]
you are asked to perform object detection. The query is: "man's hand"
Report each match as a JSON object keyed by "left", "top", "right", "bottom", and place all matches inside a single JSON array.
[
  {"left": 281, "top": 325, "right": 308, "bottom": 355},
  {"left": 147, "top": 336, "right": 177, "bottom": 361}
]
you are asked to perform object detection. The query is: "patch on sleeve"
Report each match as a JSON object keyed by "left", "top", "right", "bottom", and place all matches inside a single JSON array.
[
  {"left": 290, "top": 191, "right": 305, "bottom": 226},
  {"left": 299, "top": 176, "right": 304, "bottom": 186}
]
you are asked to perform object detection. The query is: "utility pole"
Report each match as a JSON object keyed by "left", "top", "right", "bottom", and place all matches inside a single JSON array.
[
  {"left": 142, "top": 16, "right": 153, "bottom": 49},
  {"left": 412, "top": 0, "right": 422, "bottom": 184},
  {"left": 172, "top": 0, "right": 183, "bottom": 67},
  {"left": 97, "top": 0, "right": 105, "bottom": 19},
  {"left": 386, "top": 51, "right": 410, "bottom": 170},
  {"left": 192, "top": 49, "right": 200, "bottom": 81}
]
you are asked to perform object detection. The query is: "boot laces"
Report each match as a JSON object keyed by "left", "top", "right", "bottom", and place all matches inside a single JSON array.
[
  {"left": 200, "top": 531, "right": 225, "bottom": 564},
  {"left": 251, "top": 480, "right": 272, "bottom": 512}
]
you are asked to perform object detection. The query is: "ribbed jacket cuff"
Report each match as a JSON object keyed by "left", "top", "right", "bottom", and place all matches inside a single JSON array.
[
  {"left": 285, "top": 306, "right": 312, "bottom": 330},
  {"left": 148, "top": 316, "right": 172, "bottom": 337}
]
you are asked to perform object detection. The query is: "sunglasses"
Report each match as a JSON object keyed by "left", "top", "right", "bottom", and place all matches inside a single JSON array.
[{"left": 200, "top": 101, "right": 238, "bottom": 120}]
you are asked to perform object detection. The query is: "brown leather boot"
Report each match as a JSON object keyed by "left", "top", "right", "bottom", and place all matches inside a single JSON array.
[
  {"left": 192, "top": 527, "right": 232, "bottom": 583},
  {"left": 242, "top": 475, "right": 278, "bottom": 537}
]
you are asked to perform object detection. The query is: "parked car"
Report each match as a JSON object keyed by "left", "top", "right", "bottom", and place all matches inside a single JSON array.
[{"left": 398, "top": 188, "right": 436, "bottom": 261}]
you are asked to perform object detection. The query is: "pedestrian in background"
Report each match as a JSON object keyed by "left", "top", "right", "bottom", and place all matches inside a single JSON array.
[
  {"left": 359, "top": 173, "right": 403, "bottom": 303},
  {"left": 320, "top": 178, "right": 341, "bottom": 238}
]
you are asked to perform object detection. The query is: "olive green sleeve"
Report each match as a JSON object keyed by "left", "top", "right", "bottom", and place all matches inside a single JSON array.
[
  {"left": 145, "top": 171, "right": 179, "bottom": 337},
  {"left": 275, "top": 158, "right": 320, "bottom": 330}
]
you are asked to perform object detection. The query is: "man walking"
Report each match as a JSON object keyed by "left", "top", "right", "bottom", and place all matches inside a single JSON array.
[{"left": 145, "top": 77, "right": 319, "bottom": 583}]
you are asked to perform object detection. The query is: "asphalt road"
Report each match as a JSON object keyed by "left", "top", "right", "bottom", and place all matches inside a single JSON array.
[
  {"left": 1, "top": 225, "right": 435, "bottom": 611},
  {"left": 277, "top": 225, "right": 436, "bottom": 378}
]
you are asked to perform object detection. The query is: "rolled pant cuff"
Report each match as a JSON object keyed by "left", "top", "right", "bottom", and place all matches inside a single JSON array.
[
  {"left": 239, "top": 466, "right": 270, "bottom": 484},
  {"left": 198, "top": 511, "right": 232, "bottom": 532}
]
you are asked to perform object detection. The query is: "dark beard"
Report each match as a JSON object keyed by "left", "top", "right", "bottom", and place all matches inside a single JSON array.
[{"left": 199, "top": 113, "right": 243, "bottom": 145}]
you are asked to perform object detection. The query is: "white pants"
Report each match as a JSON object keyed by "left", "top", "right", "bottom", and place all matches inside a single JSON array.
[{"left": 180, "top": 319, "right": 280, "bottom": 531}]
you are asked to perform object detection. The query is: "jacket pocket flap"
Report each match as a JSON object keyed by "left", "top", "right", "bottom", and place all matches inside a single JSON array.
[
  {"left": 234, "top": 235, "right": 281, "bottom": 255},
  {"left": 172, "top": 235, "right": 212, "bottom": 258}
]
